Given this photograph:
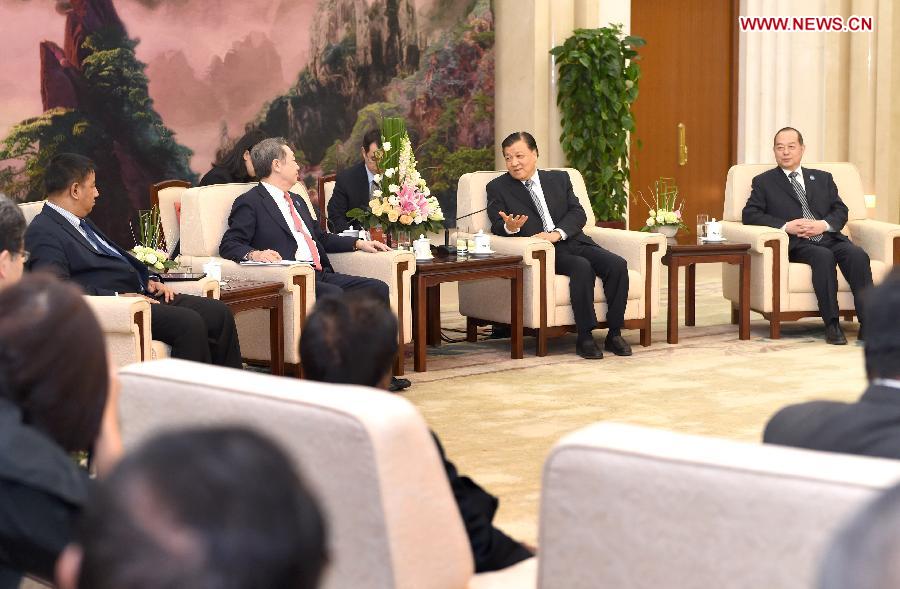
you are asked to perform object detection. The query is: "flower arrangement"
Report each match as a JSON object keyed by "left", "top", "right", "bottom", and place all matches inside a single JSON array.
[
  {"left": 346, "top": 118, "right": 445, "bottom": 237},
  {"left": 130, "top": 206, "right": 178, "bottom": 271},
  {"left": 637, "top": 177, "right": 688, "bottom": 232}
]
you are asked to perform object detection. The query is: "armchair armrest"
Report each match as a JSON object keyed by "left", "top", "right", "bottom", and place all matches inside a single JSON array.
[
  {"left": 582, "top": 227, "right": 666, "bottom": 275},
  {"left": 84, "top": 295, "right": 152, "bottom": 364},
  {"left": 847, "top": 219, "right": 900, "bottom": 264},
  {"left": 328, "top": 249, "right": 416, "bottom": 286},
  {"left": 166, "top": 276, "right": 220, "bottom": 298},
  {"left": 720, "top": 222, "right": 789, "bottom": 254}
]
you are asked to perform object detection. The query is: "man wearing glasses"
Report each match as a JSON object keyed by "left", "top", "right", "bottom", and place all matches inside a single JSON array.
[
  {"left": 0, "top": 195, "right": 27, "bottom": 290},
  {"left": 327, "top": 129, "right": 383, "bottom": 233}
]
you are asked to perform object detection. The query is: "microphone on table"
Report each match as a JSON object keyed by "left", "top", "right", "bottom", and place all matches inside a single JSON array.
[{"left": 437, "top": 198, "right": 499, "bottom": 257}]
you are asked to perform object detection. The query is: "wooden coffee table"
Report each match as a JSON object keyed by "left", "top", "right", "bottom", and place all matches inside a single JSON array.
[
  {"left": 412, "top": 254, "right": 524, "bottom": 372},
  {"left": 214, "top": 280, "right": 285, "bottom": 375},
  {"left": 662, "top": 243, "right": 751, "bottom": 344}
]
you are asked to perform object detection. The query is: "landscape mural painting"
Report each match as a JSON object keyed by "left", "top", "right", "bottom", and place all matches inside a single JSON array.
[{"left": 0, "top": 0, "right": 494, "bottom": 244}]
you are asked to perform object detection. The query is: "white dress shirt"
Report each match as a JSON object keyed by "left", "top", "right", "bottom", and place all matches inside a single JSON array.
[
  {"left": 260, "top": 181, "right": 315, "bottom": 261},
  {"left": 505, "top": 171, "right": 567, "bottom": 240}
]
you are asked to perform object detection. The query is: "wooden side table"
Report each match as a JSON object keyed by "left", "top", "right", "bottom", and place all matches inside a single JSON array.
[
  {"left": 412, "top": 254, "right": 524, "bottom": 372},
  {"left": 215, "top": 280, "right": 285, "bottom": 375},
  {"left": 662, "top": 243, "right": 751, "bottom": 344}
]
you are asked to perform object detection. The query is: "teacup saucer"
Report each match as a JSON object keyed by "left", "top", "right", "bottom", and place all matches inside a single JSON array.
[
  {"left": 701, "top": 237, "right": 727, "bottom": 243},
  {"left": 469, "top": 249, "right": 495, "bottom": 256}
]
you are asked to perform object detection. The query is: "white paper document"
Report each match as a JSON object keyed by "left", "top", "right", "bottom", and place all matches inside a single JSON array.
[{"left": 239, "top": 260, "right": 313, "bottom": 267}]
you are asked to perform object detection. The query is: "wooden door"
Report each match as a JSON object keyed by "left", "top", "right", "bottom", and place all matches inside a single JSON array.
[{"left": 628, "top": 0, "right": 737, "bottom": 241}]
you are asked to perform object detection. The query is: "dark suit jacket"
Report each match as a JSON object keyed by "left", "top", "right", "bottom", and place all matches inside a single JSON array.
[
  {"left": 486, "top": 170, "right": 594, "bottom": 246},
  {"left": 742, "top": 167, "right": 850, "bottom": 246},
  {"left": 219, "top": 183, "right": 357, "bottom": 270},
  {"left": 763, "top": 384, "right": 900, "bottom": 459},
  {"left": 327, "top": 161, "right": 371, "bottom": 233},
  {"left": 25, "top": 205, "right": 152, "bottom": 295}
]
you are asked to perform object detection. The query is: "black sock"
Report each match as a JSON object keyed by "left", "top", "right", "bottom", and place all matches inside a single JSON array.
[
  {"left": 608, "top": 328, "right": 621, "bottom": 337},
  {"left": 577, "top": 331, "right": 593, "bottom": 343}
]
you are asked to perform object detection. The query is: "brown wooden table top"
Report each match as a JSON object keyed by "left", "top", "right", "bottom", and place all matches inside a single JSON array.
[
  {"left": 664, "top": 242, "right": 751, "bottom": 256},
  {"left": 414, "top": 253, "right": 523, "bottom": 273},
  {"left": 219, "top": 279, "right": 283, "bottom": 301}
]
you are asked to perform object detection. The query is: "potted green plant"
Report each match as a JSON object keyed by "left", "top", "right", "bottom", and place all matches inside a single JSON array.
[{"left": 550, "top": 25, "right": 644, "bottom": 227}]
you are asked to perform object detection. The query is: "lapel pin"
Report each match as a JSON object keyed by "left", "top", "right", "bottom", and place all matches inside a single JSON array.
[{"left": 809, "top": 175, "right": 815, "bottom": 180}]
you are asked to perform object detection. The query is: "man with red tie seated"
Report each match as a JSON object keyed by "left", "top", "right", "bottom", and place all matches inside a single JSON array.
[
  {"left": 219, "top": 137, "right": 411, "bottom": 391},
  {"left": 26, "top": 153, "right": 243, "bottom": 368}
]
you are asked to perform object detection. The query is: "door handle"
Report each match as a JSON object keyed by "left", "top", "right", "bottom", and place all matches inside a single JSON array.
[{"left": 678, "top": 123, "right": 688, "bottom": 166}]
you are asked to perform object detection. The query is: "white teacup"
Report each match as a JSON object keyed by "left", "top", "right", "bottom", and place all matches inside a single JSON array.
[
  {"left": 203, "top": 260, "right": 222, "bottom": 281},
  {"left": 473, "top": 230, "right": 491, "bottom": 252},
  {"left": 706, "top": 219, "right": 723, "bottom": 240}
]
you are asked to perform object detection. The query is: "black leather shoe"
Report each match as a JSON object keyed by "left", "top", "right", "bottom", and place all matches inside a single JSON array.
[
  {"left": 603, "top": 334, "right": 633, "bottom": 356},
  {"left": 825, "top": 321, "right": 848, "bottom": 345},
  {"left": 388, "top": 376, "right": 412, "bottom": 392},
  {"left": 575, "top": 339, "right": 604, "bottom": 359},
  {"left": 857, "top": 324, "right": 865, "bottom": 342}
]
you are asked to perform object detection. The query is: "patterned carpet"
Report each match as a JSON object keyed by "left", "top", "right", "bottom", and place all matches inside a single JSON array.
[{"left": 400, "top": 266, "right": 866, "bottom": 544}]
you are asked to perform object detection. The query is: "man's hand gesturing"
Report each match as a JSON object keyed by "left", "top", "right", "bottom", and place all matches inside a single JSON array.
[{"left": 499, "top": 211, "right": 528, "bottom": 233}]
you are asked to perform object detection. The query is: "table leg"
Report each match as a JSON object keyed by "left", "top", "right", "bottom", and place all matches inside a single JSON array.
[
  {"left": 414, "top": 278, "right": 428, "bottom": 372},
  {"left": 510, "top": 267, "right": 524, "bottom": 359},
  {"left": 685, "top": 263, "right": 696, "bottom": 326},
  {"left": 270, "top": 296, "right": 285, "bottom": 376},
  {"left": 426, "top": 285, "right": 441, "bottom": 346},
  {"left": 667, "top": 262, "right": 680, "bottom": 344},
  {"left": 739, "top": 253, "right": 751, "bottom": 339}
]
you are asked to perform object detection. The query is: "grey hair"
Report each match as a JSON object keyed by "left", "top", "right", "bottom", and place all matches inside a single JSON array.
[{"left": 250, "top": 137, "right": 291, "bottom": 180}]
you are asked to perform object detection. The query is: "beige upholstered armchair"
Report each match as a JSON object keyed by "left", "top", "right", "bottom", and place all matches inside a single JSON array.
[
  {"left": 149, "top": 179, "right": 191, "bottom": 255},
  {"left": 538, "top": 422, "right": 900, "bottom": 589},
  {"left": 455, "top": 169, "right": 666, "bottom": 354},
  {"left": 118, "top": 360, "right": 536, "bottom": 589},
  {"left": 18, "top": 201, "right": 218, "bottom": 366},
  {"left": 721, "top": 163, "right": 899, "bottom": 338},
  {"left": 175, "top": 182, "right": 415, "bottom": 375}
]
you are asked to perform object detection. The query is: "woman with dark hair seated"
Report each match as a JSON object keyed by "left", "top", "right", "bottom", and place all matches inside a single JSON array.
[
  {"left": 199, "top": 128, "right": 268, "bottom": 186},
  {"left": 0, "top": 275, "right": 122, "bottom": 586}
]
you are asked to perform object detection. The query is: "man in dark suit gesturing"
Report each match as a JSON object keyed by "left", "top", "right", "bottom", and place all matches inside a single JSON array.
[
  {"left": 327, "top": 128, "right": 381, "bottom": 233},
  {"left": 487, "top": 132, "right": 630, "bottom": 359},
  {"left": 26, "top": 153, "right": 242, "bottom": 367},
  {"left": 218, "top": 137, "right": 411, "bottom": 391},
  {"left": 742, "top": 127, "right": 873, "bottom": 344}
]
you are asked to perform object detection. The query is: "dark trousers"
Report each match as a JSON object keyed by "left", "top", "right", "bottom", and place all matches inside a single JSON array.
[
  {"left": 315, "top": 269, "right": 390, "bottom": 303},
  {"left": 788, "top": 234, "right": 873, "bottom": 325},
  {"left": 554, "top": 238, "right": 629, "bottom": 336},
  {"left": 150, "top": 294, "right": 242, "bottom": 368}
]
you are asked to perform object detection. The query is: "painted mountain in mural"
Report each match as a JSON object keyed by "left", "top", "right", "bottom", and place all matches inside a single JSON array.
[
  {"left": 256, "top": 0, "right": 494, "bottom": 215},
  {"left": 0, "top": 0, "right": 193, "bottom": 244}
]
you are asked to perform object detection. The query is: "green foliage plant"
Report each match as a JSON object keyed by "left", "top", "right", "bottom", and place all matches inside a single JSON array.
[{"left": 550, "top": 25, "right": 644, "bottom": 222}]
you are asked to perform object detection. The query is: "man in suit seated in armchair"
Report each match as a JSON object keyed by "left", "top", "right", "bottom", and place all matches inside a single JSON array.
[
  {"left": 327, "top": 128, "right": 382, "bottom": 233},
  {"left": 0, "top": 195, "right": 27, "bottom": 291},
  {"left": 218, "top": 137, "right": 411, "bottom": 392},
  {"left": 486, "top": 131, "right": 631, "bottom": 360},
  {"left": 742, "top": 127, "right": 873, "bottom": 344},
  {"left": 26, "top": 153, "right": 242, "bottom": 368}
]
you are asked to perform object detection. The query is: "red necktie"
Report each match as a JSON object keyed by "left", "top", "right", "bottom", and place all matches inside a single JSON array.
[{"left": 283, "top": 192, "right": 322, "bottom": 270}]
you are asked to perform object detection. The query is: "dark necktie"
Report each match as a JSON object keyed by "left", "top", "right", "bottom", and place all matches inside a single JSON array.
[
  {"left": 788, "top": 171, "right": 822, "bottom": 242},
  {"left": 523, "top": 179, "right": 551, "bottom": 231},
  {"left": 80, "top": 219, "right": 146, "bottom": 290}
]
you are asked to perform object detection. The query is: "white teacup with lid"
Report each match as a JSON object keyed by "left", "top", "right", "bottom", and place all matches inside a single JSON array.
[
  {"left": 706, "top": 219, "right": 723, "bottom": 241},
  {"left": 413, "top": 234, "right": 432, "bottom": 260},
  {"left": 473, "top": 229, "right": 491, "bottom": 252}
]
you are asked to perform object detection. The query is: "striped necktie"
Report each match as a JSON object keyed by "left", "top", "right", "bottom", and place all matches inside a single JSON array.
[
  {"left": 788, "top": 171, "right": 822, "bottom": 242},
  {"left": 282, "top": 192, "right": 323, "bottom": 270},
  {"left": 523, "top": 179, "right": 551, "bottom": 232}
]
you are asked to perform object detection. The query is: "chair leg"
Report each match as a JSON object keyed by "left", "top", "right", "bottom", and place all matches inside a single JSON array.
[
  {"left": 731, "top": 306, "right": 739, "bottom": 325},
  {"left": 466, "top": 317, "right": 478, "bottom": 342},
  {"left": 769, "top": 316, "right": 781, "bottom": 339},
  {"left": 537, "top": 328, "right": 548, "bottom": 357}
]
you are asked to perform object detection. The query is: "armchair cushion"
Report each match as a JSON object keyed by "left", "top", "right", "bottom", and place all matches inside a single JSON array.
[
  {"left": 118, "top": 360, "right": 476, "bottom": 589},
  {"left": 540, "top": 422, "right": 900, "bottom": 589}
]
